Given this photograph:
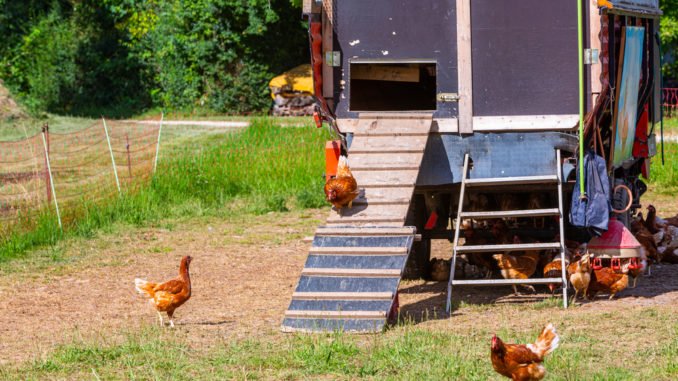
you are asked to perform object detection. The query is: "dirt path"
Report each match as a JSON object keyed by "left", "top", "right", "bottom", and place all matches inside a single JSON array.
[{"left": 1, "top": 211, "right": 677, "bottom": 366}]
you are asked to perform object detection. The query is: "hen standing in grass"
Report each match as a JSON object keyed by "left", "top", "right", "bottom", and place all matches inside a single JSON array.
[
  {"left": 135, "top": 255, "right": 192, "bottom": 328},
  {"left": 567, "top": 252, "right": 591, "bottom": 302},
  {"left": 324, "top": 155, "right": 360, "bottom": 215},
  {"left": 491, "top": 323, "right": 560, "bottom": 381}
]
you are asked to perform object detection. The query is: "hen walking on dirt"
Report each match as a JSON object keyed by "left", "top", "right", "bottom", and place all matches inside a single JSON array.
[
  {"left": 324, "top": 155, "right": 360, "bottom": 215},
  {"left": 491, "top": 323, "right": 560, "bottom": 381},
  {"left": 135, "top": 255, "right": 192, "bottom": 328}
]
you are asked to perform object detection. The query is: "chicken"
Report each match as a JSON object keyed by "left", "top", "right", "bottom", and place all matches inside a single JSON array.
[
  {"left": 543, "top": 254, "right": 569, "bottom": 294},
  {"left": 623, "top": 257, "right": 647, "bottom": 288},
  {"left": 526, "top": 192, "right": 548, "bottom": 228},
  {"left": 430, "top": 258, "right": 450, "bottom": 281},
  {"left": 491, "top": 323, "right": 560, "bottom": 381},
  {"left": 643, "top": 205, "right": 660, "bottom": 234},
  {"left": 135, "top": 255, "right": 193, "bottom": 328},
  {"left": 631, "top": 219, "right": 661, "bottom": 263},
  {"left": 324, "top": 155, "right": 359, "bottom": 215},
  {"left": 493, "top": 236, "right": 540, "bottom": 294},
  {"left": 566, "top": 253, "right": 591, "bottom": 302},
  {"left": 463, "top": 227, "right": 496, "bottom": 278},
  {"left": 586, "top": 262, "right": 630, "bottom": 300}
]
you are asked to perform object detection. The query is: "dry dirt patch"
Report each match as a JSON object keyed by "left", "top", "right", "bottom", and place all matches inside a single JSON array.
[{"left": 1, "top": 208, "right": 677, "bottom": 367}]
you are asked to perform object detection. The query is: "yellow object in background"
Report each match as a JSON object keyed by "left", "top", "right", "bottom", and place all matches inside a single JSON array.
[{"left": 269, "top": 64, "right": 314, "bottom": 99}]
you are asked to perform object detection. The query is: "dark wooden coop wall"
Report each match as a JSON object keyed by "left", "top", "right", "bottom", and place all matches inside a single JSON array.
[
  {"left": 470, "top": 0, "right": 579, "bottom": 117},
  {"left": 334, "top": 0, "right": 459, "bottom": 119}
]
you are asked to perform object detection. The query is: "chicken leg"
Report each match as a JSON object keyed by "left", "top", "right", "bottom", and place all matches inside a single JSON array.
[{"left": 157, "top": 311, "right": 164, "bottom": 327}]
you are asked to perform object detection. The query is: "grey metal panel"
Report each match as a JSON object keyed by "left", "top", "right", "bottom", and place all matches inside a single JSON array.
[
  {"left": 312, "top": 235, "right": 412, "bottom": 248},
  {"left": 609, "top": 0, "right": 660, "bottom": 13},
  {"left": 417, "top": 132, "right": 578, "bottom": 186},
  {"left": 288, "top": 300, "right": 393, "bottom": 312},
  {"left": 471, "top": 0, "right": 578, "bottom": 116},
  {"left": 305, "top": 255, "right": 408, "bottom": 270},
  {"left": 282, "top": 318, "right": 387, "bottom": 332},
  {"left": 296, "top": 276, "right": 400, "bottom": 293},
  {"left": 334, "top": 0, "right": 458, "bottom": 119}
]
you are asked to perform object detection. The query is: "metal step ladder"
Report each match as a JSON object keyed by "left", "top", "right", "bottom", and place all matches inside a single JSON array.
[{"left": 445, "top": 150, "right": 569, "bottom": 313}]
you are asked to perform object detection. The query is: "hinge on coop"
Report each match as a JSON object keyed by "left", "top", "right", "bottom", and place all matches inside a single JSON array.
[
  {"left": 437, "top": 93, "right": 460, "bottom": 103},
  {"left": 584, "top": 48, "right": 599, "bottom": 65},
  {"left": 325, "top": 51, "right": 341, "bottom": 67}
]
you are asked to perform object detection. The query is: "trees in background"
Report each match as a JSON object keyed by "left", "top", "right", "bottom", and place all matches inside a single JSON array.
[
  {"left": 0, "top": 0, "right": 307, "bottom": 117},
  {"left": 661, "top": 0, "right": 678, "bottom": 84}
]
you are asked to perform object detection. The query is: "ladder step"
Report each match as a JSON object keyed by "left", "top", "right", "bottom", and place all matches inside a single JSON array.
[
  {"left": 292, "top": 292, "right": 394, "bottom": 300},
  {"left": 464, "top": 175, "right": 558, "bottom": 187},
  {"left": 326, "top": 216, "right": 407, "bottom": 224},
  {"left": 315, "top": 227, "right": 416, "bottom": 236},
  {"left": 284, "top": 310, "right": 387, "bottom": 319},
  {"left": 351, "top": 198, "right": 411, "bottom": 206},
  {"left": 301, "top": 268, "right": 402, "bottom": 277},
  {"left": 456, "top": 242, "right": 561, "bottom": 253},
  {"left": 451, "top": 277, "right": 564, "bottom": 286},
  {"left": 309, "top": 247, "right": 409, "bottom": 255},
  {"left": 459, "top": 208, "right": 560, "bottom": 219}
]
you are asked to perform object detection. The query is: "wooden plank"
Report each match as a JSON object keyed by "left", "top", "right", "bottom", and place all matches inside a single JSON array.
[
  {"left": 457, "top": 0, "right": 473, "bottom": 134},
  {"left": 352, "top": 169, "right": 420, "bottom": 187},
  {"left": 457, "top": 242, "right": 561, "bottom": 253},
  {"left": 459, "top": 208, "right": 560, "bottom": 219},
  {"left": 472, "top": 115, "right": 579, "bottom": 131},
  {"left": 351, "top": 197, "right": 410, "bottom": 206},
  {"left": 326, "top": 215, "right": 406, "bottom": 224},
  {"left": 357, "top": 186, "right": 414, "bottom": 203},
  {"left": 358, "top": 112, "right": 433, "bottom": 120},
  {"left": 353, "top": 118, "right": 433, "bottom": 135},
  {"left": 301, "top": 268, "right": 402, "bottom": 277},
  {"left": 350, "top": 164, "right": 421, "bottom": 171},
  {"left": 349, "top": 135, "right": 428, "bottom": 153},
  {"left": 327, "top": 203, "right": 410, "bottom": 221},
  {"left": 315, "top": 227, "right": 416, "bottom": 236},
  {"left": 292, "top": 292, "right": 394, "bottom": 300},
  {"left": 351, "top": 64, "right": 420, "bottom": 83},
  {"left": 348, "top": 152, "right": 424, "bottom": 168},
  {"left": 589, "top": 0, "right": 602, "bottom": 103},
  {"left": 284, "top": 310, "right": 386, "bottom": 318},
  {"left": 309, "top": 247, "right": 408, "bottom": 255}
]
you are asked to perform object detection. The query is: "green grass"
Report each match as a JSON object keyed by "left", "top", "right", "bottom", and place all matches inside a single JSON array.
[
  {"left": 661, "top": 116, "right": 678, "bottom": 133},
  {"left": 648, "top": 142, "right": 678, "bottom": 194},
  {"left": 0, "top": 118, "right": 331, "bottom": 263},
  {"left": 2, "top": 319, "right": 676, "bottom": 380}
]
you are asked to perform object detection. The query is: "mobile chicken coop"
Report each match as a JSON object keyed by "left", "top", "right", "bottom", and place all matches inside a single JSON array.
[{"left": 282, "top": 0, "right": 664, "bottom": 333}]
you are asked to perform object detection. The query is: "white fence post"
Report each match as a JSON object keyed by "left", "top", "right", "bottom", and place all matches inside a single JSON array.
[
  {"left": 41, "top": 127, "right": 62, "bottom": 230},
  {"left": 102, "top": 117, "right": 121, "bottom": 194},
  {"left": 153, "top": 111, "right": 164, "bottom": 174}
]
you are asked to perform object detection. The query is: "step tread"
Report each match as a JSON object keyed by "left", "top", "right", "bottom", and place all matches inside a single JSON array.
[
  {"left": 315, "top": 226, "right": 416, "bottom": 236},
  {"left": 309, "top": 247, "right": 409, "bottom": 254},
  {"left": 451, "top": 277, "right": 565, "bottom": 286},
  {"left": 456, "top": 242, "right": 561, "bottom": 253},
  {"left": 300, "top": 268, "right": 402, "bottom": 277},
  {"left": 284, "top": 310, "right": 387, "bottom": 318},
  {"left": 465, "top": 175, "right": 558, "bottom": 186},
  {"left": 459, "top": 208, "right": 560, "bottom": 219},
  {"left": 292, "top": 292, "right": 394, "bottom": 300}
]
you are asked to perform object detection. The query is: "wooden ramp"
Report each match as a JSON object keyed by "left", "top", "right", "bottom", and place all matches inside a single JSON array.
[{"left": 282, "top": 115, "right": 432, "bottom": 333}]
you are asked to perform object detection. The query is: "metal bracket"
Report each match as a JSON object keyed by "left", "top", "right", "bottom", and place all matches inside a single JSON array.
[
  {"left": 584, "top": 48, "right": 599, "bottom": 65},
  {"left": 325, "top": 51, "right": 341, "bottom": 67},
  {"left": 437, "top": 93, "right": 460, "bottom": 103}
]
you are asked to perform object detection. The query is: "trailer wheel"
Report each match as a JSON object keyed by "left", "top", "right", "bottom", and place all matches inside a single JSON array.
[{"left": 403, "top": 194, "right": 431, "bottom": 279}]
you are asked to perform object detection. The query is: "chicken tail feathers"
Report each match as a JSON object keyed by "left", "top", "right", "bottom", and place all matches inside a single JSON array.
[
  {"left": 531, "top": 323, "right": 559, "bottom": 358},
  {"left": 135, "top": 278, "right": 156, "bottom": 298},
  {"left": 336, "top": 155, "right": 352, "bottom": 178}
]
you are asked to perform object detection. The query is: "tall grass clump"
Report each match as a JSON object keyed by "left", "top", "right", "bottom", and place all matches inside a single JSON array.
[
  {"left": 0, "top": 118, "right": 333, "bottom": 262},
  {"left": 649, "top": 142, "right": 678, "bottom": 194}
]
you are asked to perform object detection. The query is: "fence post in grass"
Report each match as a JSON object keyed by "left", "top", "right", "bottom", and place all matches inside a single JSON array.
[
  {"left": 102, "top": 116, "right": 121, "bottom": 194},
  {"left": 41, "top": 125, "right": 62, "bottom": 230},
  {"left": 153, "top": 111, "right": 164, "bottom": 174},
  {"left": 43, "top": 123, "right": 51, "bottom": 203},
  {"left": 126, "top": 133, "right": 132, "bottom": 181}
]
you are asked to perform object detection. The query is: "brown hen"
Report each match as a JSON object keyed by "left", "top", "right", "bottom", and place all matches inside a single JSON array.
[
  {"left": 324, "top": 155, "right": 359, "bottom": 215},
  {"left": 135, "top": 255, "right": 192, "bottom": 328},
  {"left": 491, "top": 323, "right": 560, "bottom": 381}
]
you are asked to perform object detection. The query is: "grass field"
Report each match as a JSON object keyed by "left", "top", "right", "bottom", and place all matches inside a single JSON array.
[{"left": 0, "top": 117, "right": 677, "bottom": 380}]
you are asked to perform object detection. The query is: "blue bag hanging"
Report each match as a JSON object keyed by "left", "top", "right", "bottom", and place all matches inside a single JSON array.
[{"left": 569, "top": 150, "right": 611, "bottom": 236}]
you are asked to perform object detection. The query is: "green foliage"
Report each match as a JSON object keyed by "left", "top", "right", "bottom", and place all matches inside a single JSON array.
[
  {"left": 0, "top": 1, "right": 307, "bottom": 115},
  {"left": 661, "top": 0, "right": 678, "bottom": 82}
]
